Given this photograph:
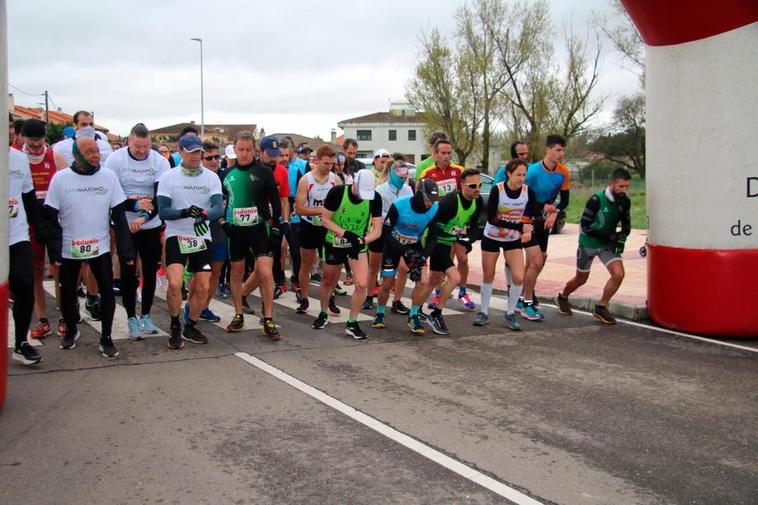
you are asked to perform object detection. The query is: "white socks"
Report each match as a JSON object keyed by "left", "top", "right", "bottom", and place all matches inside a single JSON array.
[
  {"left": 508, "top": 284, "right": 523, "bottom": 315},
  {"left": 480, "top": 283, "right": 493, "bottom": 315}
]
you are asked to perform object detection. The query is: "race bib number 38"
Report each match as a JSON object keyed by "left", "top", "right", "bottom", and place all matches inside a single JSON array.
[
  {"left": 233, "top": 207, "right": 259, "bottom": 226},
  {"left": 71, "top": 239, "right": 100, "bottom": 259},
  {"left": 178, "top": 236, "right": 207, "bottom": 254}
]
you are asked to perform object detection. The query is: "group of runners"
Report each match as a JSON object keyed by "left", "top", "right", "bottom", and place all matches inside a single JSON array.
[{"left": 6, "top": 115, "right": 632, "bottom": 367}]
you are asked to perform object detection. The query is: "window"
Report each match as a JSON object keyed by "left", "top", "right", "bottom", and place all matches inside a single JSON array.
[
  {"left": 357, "top": 129, "right": 372, "bottom": 141},
  {"left": 408, "top": 129, "right": 417, "bottom": 141},
  {"left": 388, "top": 129, "right": 397, "bottom": 141}
]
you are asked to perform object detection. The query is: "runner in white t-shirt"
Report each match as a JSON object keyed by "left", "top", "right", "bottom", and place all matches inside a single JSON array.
[
  {"left": 7, "top": 143, "right": 44, "bottom": 365},
  {"left": 104, "top": 123, "right": 169, "bottom": 340},
  {"left": 157, "top": 135, "right": 224, "bottom": 350},
  {"left": 43, "top": 137, "right": 135, "bottom": 358}
]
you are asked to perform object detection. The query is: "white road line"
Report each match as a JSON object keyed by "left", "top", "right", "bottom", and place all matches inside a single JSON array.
[{"left": 235, "top": 352, "right": 544, "bottom": 505}]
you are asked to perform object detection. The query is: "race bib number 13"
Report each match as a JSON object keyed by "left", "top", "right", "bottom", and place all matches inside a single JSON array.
[
  {"left": 178, "top": 236, "right": 207, "bottom": 254},
  {"left": 71, "top": 239, "right": 100, "bottom": 259}
]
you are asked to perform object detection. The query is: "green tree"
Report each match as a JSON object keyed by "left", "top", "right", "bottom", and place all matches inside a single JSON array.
[
  {"left": 46, "top": 122, "right": 68, "bottom": 145},
  {"left": 589, "top": 93, "right": 645, "bottom": 177}
]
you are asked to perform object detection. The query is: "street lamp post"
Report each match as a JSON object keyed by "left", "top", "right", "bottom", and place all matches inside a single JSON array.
[{"left": 190, "top": 37, "right": 204, "bottom": 137}]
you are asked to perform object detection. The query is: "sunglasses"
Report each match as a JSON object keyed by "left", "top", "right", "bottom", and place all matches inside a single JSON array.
[
  {"left": 465, "top": 182, "right": 482, "bottom": 189},
  {"left": 203, "top": 155, "right": 221, "bottom": 161}
]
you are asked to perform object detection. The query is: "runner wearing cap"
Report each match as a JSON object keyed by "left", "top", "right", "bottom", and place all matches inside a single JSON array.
[
  {"left": 367, "top": 160, "right": 414, "bottom": 315},
  {"left": 373, "top": 178, "right": 439, "bottom": 334},
  {"left": 20, "top": 119, "right": 67, "bottom": 341},
  {"left": 43, "top": 137, "right": 135, "bottom": 357},
  {"left": 294, "top": 145, "right": 339, "bottom": 314},
  {"left": 475, "top": 159, "right": 540, "bottom": 330},
  {"left": 418, "top": 168, "right": 483, "bottom": 335},
  {"left": 221, "top": 133, "right": 282, "bottom": 340},
  {"left": 296, "top": 142, "right": 313, "bottom": 162},
  {"left": 157, "top": 135, "right": 224, "bottom": 349},
  {"left": 371, "top": 148, "right": 392, "bottom": 183},
  {"left": 312, "top": 169, "right": 383, "bottom": 339},
  {"left": 7, "top": 143, "right": 44, "bottom": 365}
]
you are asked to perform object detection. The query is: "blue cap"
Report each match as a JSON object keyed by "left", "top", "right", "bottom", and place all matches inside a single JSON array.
[
  {"left": 178, "top": 135, "right": 203, "bottom": 152},
  {"left": 63, "top": 126, "right": 75, "bottom": 139},
  {"left": 259, "top": 135, "right": 281, "bottom": 156}
]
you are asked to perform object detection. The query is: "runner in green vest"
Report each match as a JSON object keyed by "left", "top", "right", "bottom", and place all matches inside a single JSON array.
[
  {"left": 313, "top": 169, "right": 383, "bottom": 339},
  {"left": 555, "top": 168, "right": 632, "bottom": 324},
  {"left": 417, "top": 168, "right": 483, "bottom": 335}
]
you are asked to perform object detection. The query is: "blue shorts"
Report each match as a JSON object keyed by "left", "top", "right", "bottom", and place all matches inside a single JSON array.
[{"left": 211, "top": 242, "right": 228, "bottom": 263}]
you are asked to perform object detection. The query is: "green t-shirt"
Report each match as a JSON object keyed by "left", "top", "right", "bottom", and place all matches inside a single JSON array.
[
  {"left": 325, "top": 186, "right": 370, "bottom": 248},
  {"left": 578, "top": 190, "right": 620, "bottom": 249},
  {"left": 223, "top": 167, "right": 260, "bottom": 226}
]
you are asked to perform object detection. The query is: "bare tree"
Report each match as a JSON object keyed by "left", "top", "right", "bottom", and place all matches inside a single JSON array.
[{"left": 597, "top": 0, "right": 645, "bottom": 81}]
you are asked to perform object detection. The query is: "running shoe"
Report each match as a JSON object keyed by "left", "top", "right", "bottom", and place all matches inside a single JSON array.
[
  {"left": 418, "top": 308, "right": 430, "bottom": 325},
  {"left": 427, "top": 294, "right": 441, "bottom": 310},
  {"left": 183, "top": 303, "right": 190, "bottom": 323},
  {"left": 294, "top": 285, "right": 303, "bottom": 303},
  {"left": 168, "top": 321, "right": 184, "bottom": 350},
  {"left": 263, "top": 319, "right": 282, "bottom": 341},
  {"left": 30, "top": 320, "right": 52, "bottom": 339},
  {"left": 310, "top": 273, "right": 322, "bottom": 284},
  {"left": 99, "top": 337, "right": 120, "bottom": 358},
  {"left": 372, "top": 312, "right": 386, "bottom": 329},
  {"left": 505, "top": 313, "right": 522, "bottom": 331},
  {"left": 226, "top": 314, "right": 245, "bottom": 333},
  {"left": 408, "top": 314, "right": 425, "bottom": 335},
  {"left": 522, "top": 303, "right": 544, "bottom": 321},
  {"left": 296, "top": 298, "right": 309, "bottom": 314},
  {"left": 57, "top": 319, "right": 66, "bottom": 339},
  {"left": 273, "top": 285, "right": 284, "bottom": 300},
  {"left": 127, "top": 316, "right": 144, "bottom": 341},
  {"left": 13, "top": 342, "right": 42, "bottom": 366},
  {"left": 345, "top": 321, "right": 367, "bottom": 340},
  {"left": 181, "top": 285, "right": 188, "bottom": 301},
  {"left": 428, "top": 310, "right": 449, "bottom": 335},
  {"left": 241, "top": 296, "right": 256, "bottom": 315},
  {"left": 555, "top": 294, "right": 573, "bottom": 316},
  {"left": 85, "top": 296, "right": 101, "bottom": 321},
  {"left": 515, "top": 298, "right": 526, "bottom": 316},
  {"left": 140, "top": 314, "right": 160, "bottom": 334},
  {"left": 199, "top": 308, "right": 221, "bottom": 322},
  {"left": 183, "top": 323, "right": 208, "bottom": 344},
  {"left": 473, "top": 312, "right": 489, "bottom": 326},
  {"left": 391, "top": 300, "right": 410, "bottom": 315},
  {"left": 312, "top": 311, "right": 328, "bottom": 330},
  {"left": 458, "top": 292, "right": 476, "bottom": 310},
  {"left": 592, "top": 305, "right": 617, "bottom": 325},
  {"left": 328, "top": 296, "right": 341, "bottom": 315},
  {"left": 333, "top": 283, "right": 347, "bottom": 296},
  {"left": 59, "top": 328, "right": 80, "bottom": 350},
  {"left": 343, "top": 274, "right": 353, "bottom": 286},
  {"left": 362, "top": 296, "right": 374, "bottom": 310}
]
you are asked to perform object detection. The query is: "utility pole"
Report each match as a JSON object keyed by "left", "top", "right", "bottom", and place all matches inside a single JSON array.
[
  {"left": 44, "top": 90, "right": 49, "bottom": 122},
  {"left": 190, "top": 37, "right": 204, "bottom": 137}
]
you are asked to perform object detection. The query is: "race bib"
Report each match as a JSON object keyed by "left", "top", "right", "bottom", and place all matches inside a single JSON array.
[
  {"left": 311, "top": 215, "right": 322, "bottom": 226},
  {"left": 450, "top": 225, "right": 466, "bottom": 236},
  {"left": 392, "top": 230, "right": 417, "bottom": 245},
  {"left": 35, "top": 190, "right": 48, "bottom": 201},
  {"left": 71, "top": 239, "right": 100, "bottom": 259},
  {"left": 437, "top": 178, "right": 457, "bottom": 196},
  {"left": 178, "top": 236, "right": 207, "bottom": 254},
  {"left": 232, "top": 207, "right": 259, "bottom": 226},
  {"left": 8, "top": 198, "right": 19, "bottom": 218},
  {"left": 333, "top": 236, "right": 351, "bottom": 248}
]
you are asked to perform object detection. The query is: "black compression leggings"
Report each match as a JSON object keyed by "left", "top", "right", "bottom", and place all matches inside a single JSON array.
[
  {"left": 120, "top": 227, "right": 162, "bottom": 318},
  {"left": 9, "top": 242, "right": 35, "bottom": 349},
  {"left": 287, "top": 222, "right": 302, "bottom": 281},
  {"left": 60, "top": 253, "right": 114, "bottom": 338}
]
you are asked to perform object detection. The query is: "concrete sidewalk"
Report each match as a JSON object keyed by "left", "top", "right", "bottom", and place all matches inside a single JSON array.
[{"left": 467, "top": 224, "right": 649, "bottom": 320}]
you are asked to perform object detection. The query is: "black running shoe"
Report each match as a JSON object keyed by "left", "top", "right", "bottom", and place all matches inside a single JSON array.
[
  {"left": 59, "top": 328, "right": 80, "bottom": 350},
  {"left": 241, "top": 296, "right": 256, "bottom": 315},
  {"left": 310, "top": 273, "right": 322, "bottom": 284},
  {"left": 294, "top": 286, "right": 303, "bottom": 304},
  {"left": 345, "top": 321, "right": 367, "bottom": 340},
  {"left": 183, "top": 323, "right": 208, "bottom": 344},
  {"left": 418, "top": 308, "right": 430, "bottom": 325},
  {"left": 99, "top": 337, "right": 120, "bottom": 358},
  {"left": 362, "top": 296, "right": 374, "bottom": 310},
  {"left": 85, "top": 297, "right": 101, "bottom": 321},
  {"left": 312, "top": 311, "right": 328, "bottom": 330},
  {"left": 328, "top": 295, "right": 341, "bottom": 315},
  {"left": 226, "top": 313, "right": 245, "bottom": 333},
  {"left": 273, "top": 285, "right": 284, "bottom": 300},
  {"left": 168, "top": 321, "right": 184, "bottom": 350},
  {"left": 296, "top": 298, "right": 309, "bottom": 314},
  {"left": 333, "top": 283, "right": 347, "bottom": 296},
  {"left": 592, "top": 305, "right": 617, "bottom": 325},
  {"left": 408, "top": 314, "right": 425, "bottom": 335},
  {"left": 428, "top": 310, "right": 450, "bottom": 335},
  {"left": 263, "top": 319, "right": 281, "bottom": 341},
  {"left": 555, "top": 294, "right": 573, "bottom": 316},
  {"left": 391, "top": 300, "right": 410, "bottom": 315},
  {"left": 13, "top": 342, "right": 42, "bottom": 365}
]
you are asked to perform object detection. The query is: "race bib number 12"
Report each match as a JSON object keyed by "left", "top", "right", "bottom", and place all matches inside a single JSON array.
[
  {"left": 71, "top": 239, "right": 100, "bottom": 259},
  {"left": 178, "top": 236, "right": 207, "bottom": 254}
]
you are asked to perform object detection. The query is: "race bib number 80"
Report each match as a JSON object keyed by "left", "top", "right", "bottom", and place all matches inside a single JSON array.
[
  {"left": 71, "top": 239, "right": 100, "bottom": 259},
  {"left": 178, "top": 236, "right": 207, "bottom": 254}
]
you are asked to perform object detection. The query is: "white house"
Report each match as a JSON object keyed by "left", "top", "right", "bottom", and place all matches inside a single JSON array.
[{"left": 337, "top": 102, "right": 427, "bottom": 164}]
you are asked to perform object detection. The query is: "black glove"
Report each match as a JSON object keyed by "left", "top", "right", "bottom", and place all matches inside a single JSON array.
[
  {"left": 278, "top": 221, "right": 290, "bottom": 238},
  {"left": 193, "top": 216, "right": 209, "bottom": 236},
  {"left": 456, "top": 236, "right": 473, "bottom": 253},
  {"left": 615, "top": 193, "right": 631, "bottom": 212},
  {"left": 615, "top": 234, "right": 627, "bottom": 256},
  {"left": 182, "top": 205, "right": 204, "bottom": 219},
  {"left": 342, "top": 230, "right": 364, "bottom": 248}
]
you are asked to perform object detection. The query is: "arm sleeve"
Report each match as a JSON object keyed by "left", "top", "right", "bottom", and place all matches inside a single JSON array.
[
  {"left": 147, "top": 182, "right": 160, "bottom": 219},
  {"left": 619, "top": 203, "right": 632, "bottom": 238},
  {"left": 467, "top": 197, "right": 484, "bottom": 242},
  {"left": 323, "top": 186, "right": 342, "bottom": 212},
  {"left": 157, "top": 195, "right": 185, "bottom": 221},
  {"left": 370, "top": 192, "right": 382, "bottom": 217},
  {"left": 266, "top": 171, "right": 282, "bottom": 223},
  {"left": 486, "top": 186, "right": 500, "bottom": 226},
  {"left": 580, "top": 195, "right": 611, "bottom": 239},
  {"left": 111, "top": 205, "right": 136, "bottom": 261},
  {"left": 422, "top": 217, "right": 439, "bottom": 257},
  {"left": 22, "top": 190, "right": 44, "bottom": 238},
  {"left": 386, "top": 204, "right": 399, "bottom": 228},
  {"left": 208, "top": 193, "right": 224, "bottom": 221},
  {"left": 556, "top": 189, "right": 570, "bottom": 211}
]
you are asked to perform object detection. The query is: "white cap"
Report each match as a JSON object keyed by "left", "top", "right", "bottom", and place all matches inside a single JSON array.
[
  {"left": 373, "top": 148, "right": 390, "bottom": 159},
  {"left": 224, "top": 144, "right": 236, "bottom": 160},
  {"left": 354, "top": 169, "right": 376, "bottom": 200}
]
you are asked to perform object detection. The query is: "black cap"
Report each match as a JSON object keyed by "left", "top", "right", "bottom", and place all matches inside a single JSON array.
[
  {"left": 22, "top": 118, "right": 47, "bottom": 139},
  {"left": 417, "top": 178, "right": 439, "bottom": 202}
]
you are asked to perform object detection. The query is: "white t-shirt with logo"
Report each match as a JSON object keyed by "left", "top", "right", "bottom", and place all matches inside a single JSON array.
[
  {"left": 8, "top": 148, "right": 34, "bottom": 246},
  {"left": 103, "top": 147, "right": 170, "bottom": 229},
  {"left": 53, "top": 136, "right": 114, "bottom": 167},
  {"left": 157, "top": 167, "right": 222, "bottom": 241},
  {"left": 45, "top": 168, "right": 127, "bottom": 260}
]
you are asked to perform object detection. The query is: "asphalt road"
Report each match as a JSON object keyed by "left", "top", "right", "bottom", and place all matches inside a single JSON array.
[{"left": 2, "top": 283, "right": 756, "bottom": 505}]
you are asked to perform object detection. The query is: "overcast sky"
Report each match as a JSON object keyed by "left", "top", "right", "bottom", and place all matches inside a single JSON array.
[{"left": 8, "top": 0, "right": 640, "bottom": 139}]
